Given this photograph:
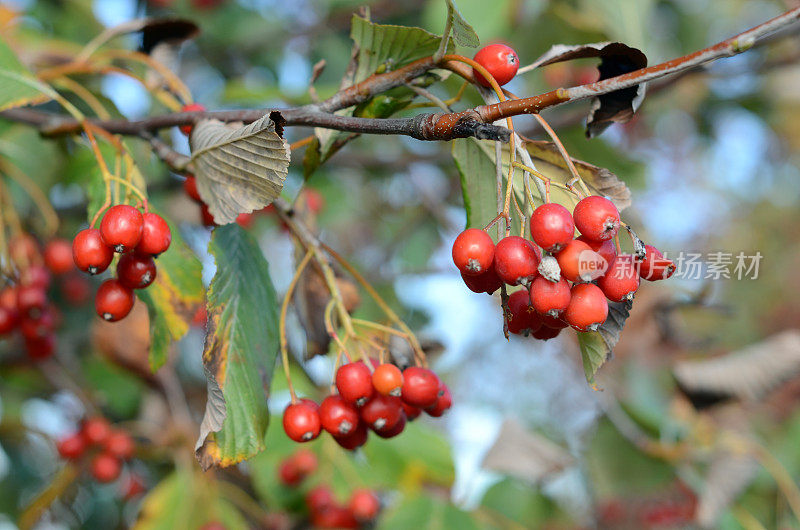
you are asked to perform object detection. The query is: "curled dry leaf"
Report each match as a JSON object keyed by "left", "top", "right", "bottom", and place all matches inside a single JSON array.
[
  {"left": 91, "top": 298, "right": 154, "bottom": 380},
  {"left": 190, "top": 112, "right": 290, "bottom": 225},
  {"left": 696, "top": 446, "right": 759, "bottom": 528}
]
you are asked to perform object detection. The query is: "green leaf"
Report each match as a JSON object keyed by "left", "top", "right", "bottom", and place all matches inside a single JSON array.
[
  {"left": 0, "top": 35, "right": 54, "bottom": 111},
  {"left": 139, "top": 218, "right": 204, "bottom": 371},
  {"left": 379, "top": 494, "right": 480, "bottom": 530},
  {"left": 452, "top": 138, "right": 498, "bottom": 231},
  {"left": 195, "top": 224, "right": 279, "bottom": 469},
  {"left": 577, "top": 331, "right": 609, "bottom": 387},
  {"left": 445, "top": 0, "right": 480, "bottom": 48},
  {"left": 479, "top": 478, "right": 563, "bottom": 527}
]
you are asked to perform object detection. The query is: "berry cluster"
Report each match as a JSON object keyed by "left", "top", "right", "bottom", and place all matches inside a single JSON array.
[
  {"left": 56, "top": 417, "right": 136, "bottom": 484},
  {"left": 453, "top": 195, "right": 674, "bottom": 339},
  {"left": 72, "top": 205, "right": 171, "bottom": 322},
  {"left": 283, "top": 361, "right": 451, "bottom": 449},
  {"left": 0, "top": 236, "right": 90, "bottom": 360},
  {"left": 277, "top": 449, "right": 380, "bottom": 528}
]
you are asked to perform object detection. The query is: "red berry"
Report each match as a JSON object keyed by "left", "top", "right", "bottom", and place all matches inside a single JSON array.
[
  {"left": 374, "top": 413, "right": 406, "bottom": 438},
  {"left": 573, "top": 196, "right": 620, "bottom": 242},
  {"left": 20, "top": 308, "right": 56, "bottom": 339},
  {"left": 73, "top": 228, "right": 114, "bottom": 275},
  {"left": 425, "top": 383, "right": 452, "bottom": 417},
  {"left": 529, "top": 276, "right": 571, "bottom": 317},
  {"left": 44, "top": 239, "right": 74, "bottom": 275},
  {"left": 348, "top": 489, "right": 380, "bottom": 522},
  {"left": 100, "top": 205, "right": 144, "bottom": 252},
  {"left": 597, "top": 255, "right": 639, "bottom": 302},
  {"left": 540, "top": 312, "right": 568, "bottom": 329},
  {"left": 304, "top": 188, "right": 325, "bottom": 214},
  {"left": 121, "top": 474, "right": 147, "bottom": 500},
  {"left": 137, "top": 213, "right": 172, "bottom": 256},
  {"left": 452, "top": 228, "right": 495, "bottom": 276},
  {"left": 0, "top": 287, "right": 18, "bottom": 311},
  {"left": 306, "top": 485, "right": 335, "bottom": 513},
  {"left": 472, "top": 44, "right": 519, "bottom": 87},
  {"left": 531, "top": 325, "right": 562, "bottom": 341},
  {"left": 319, "top": 395, "right": 360, "bottom": 437},
  {"left": 236, "top": 212, "right": 254, "bottom": 228},
  {"left": 494, "top": 236, "right": 539, "bottom": 286},
  {"left": 82, "top": 417, "right": 112, "bottom": 445},
  {"left": 16, "top": 285, "right": 47, "bottom": 318},
  {"left": 200, "top": 203, "right": 216, "bottom": 227},
  {"left": 577, "top": 235, "right": 617, "bottom": 270},
  {"left": 278, "top": 460, "right": 302, "bottom": 486},
  {"left": 400, "top": 401, "right": 422, "bottom": 421},
  {"left": 333, "top": 422, "right": 368, "bottom": 450},
  {"left": 104, "top": 430, "right": 135, "bottom": 460},
  {"left": 555, "top": 239, "right": 597, "bottom": 283},
  {"left": 461, "top": 266, "right": 503, "bottom": 295},
  {"left": 95, "top": 279, "right": 135, "bottom": 322},
  {"left": 564, "top": 283, "right": 608, "bottom": 332},
  {"left": 23, "top": 264, "right": 52, "bottom": 290},
  {"left": 10, "top": 234, "right": 40, "bottom": 265},
  {"left": 183, "top": 175, "right": 202, "bottom": 202},
  {"left": 291, "top": 448, "right": 318, "bottom": 476},
  {"left": 310, "top": 506, "right": 358, "bottom": 529},
  {"left": 530, "top": 203, "right": 575, "bottom": 252},
  {"left": 639, "top": 245, "right": 675, "bottom": 281},
  {"left": 0, "top": 306, "right": 17, "bottom": 335},
  {"left": 360, "top": 394, "right": 403, "bottom": 433},
  {"left": 180, "top": 103, "right": 206, "bottom": 136},
  {"left": 506, "top": 289, "right": 542, "bottom": 335},
  {"left": 24, "top": 334, "right": 55, "bottom": 360},
  {"left": 283, "top": 400, "right": 321, "bottom": 442},
  {"left": 372, "top": 364, "right": 403, "bottom": 396},
  {"left": 400, "top": 367, "right": 441, "bottom": 408},
  {"left": 61, "top": 274, "right": 91, "bottom": 305},
  {"left": 91, "top": 453, "right": 121, "bottom": 483},
  {"left": 56, "top": 433, "right": 86, "bottom": 460},
  {"left": 116, "top": 253, "right": 157, "bottom": 289},
  {"left": 335, "top": 362, "right": 374, "bottom": 407}
]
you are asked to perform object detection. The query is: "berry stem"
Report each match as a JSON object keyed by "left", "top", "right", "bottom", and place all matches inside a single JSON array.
[
  {"left": 289, "top": 135, "right": 314, "bottom": 151},
  {"left": 17, "top": 463, "right": 80, "bottom": 529},
  {"left": 324, "top": 297, "right": 353, "bottom": 364},
  {"left": 280, "top": 250, "right": 314, "bottom": 403},
  {"left": 531, "top": 113, "right": 589, "bottom": 198}
]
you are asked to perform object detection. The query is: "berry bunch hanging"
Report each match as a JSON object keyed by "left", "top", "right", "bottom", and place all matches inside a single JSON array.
[
  {"left": 72, "top": 205, "right": 171, "bottom": 322},
  {"left": 282, "top": 360, "right": 450, "bottom": 450},
  {"left": 55, "top": 416, "right": 136, "bottom": 484},
  {"left": 453, "top": 195, "right": 675, "bottom": 340}
]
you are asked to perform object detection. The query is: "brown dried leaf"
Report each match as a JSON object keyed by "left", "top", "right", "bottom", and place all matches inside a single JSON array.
[
  {"left": 696, "top": 447, "right": 758, "bottom": 528},
  {"left": 91, "top": 299, "right": 155, "bottom": 380},
  {"left": 482, "top": 419, "right": 574, "bottom": 483}
]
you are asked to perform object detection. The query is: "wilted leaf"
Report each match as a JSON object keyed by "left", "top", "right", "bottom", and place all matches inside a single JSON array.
[
  {"left": 452, "top": 138, "right": 498, "bottom": 230},
  {"left": 190, "top": 112, "right": 290, "bottom": 224},
  {"left": 0, "top": 35, "right": 54, "bottom": 111},
  {"left": 674, "top": 330, "right": 800, "bottom": 405},
  {"left": 696, "top": 448, "right": 759, "bottom": 528},
  {"left": 92, "top": 299, "right": 153, "bottom": 379},
  {"left": 445, "top": 0, "right": 479, "bottom": 48},
  {"left": 195, "top": 225, "right": 279, "bottom": 470},
  {"left": 577, "top": 300, "right": 632, "bottom": 385},
  {"left": 482, "top": 419, "right": 573, "bottom": 482}
]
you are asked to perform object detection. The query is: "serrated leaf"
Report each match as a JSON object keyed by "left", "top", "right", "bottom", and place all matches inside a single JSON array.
[
  {"left": 452, "top": 138, "right": 497, "bottom": 230},
  {"left": 577, "top": 300, "right": 632, "bottom": 385},
  {"left": 0, "top": 35, "right": 54, "bottom": 111},
  {"left": 138, "top": 219, "right": 204, "bottom": 371},
  {"left": 190, "top": 111, "right": 290, "bottom": 224},
  {"left": 445, "top": 0, "right": 480, "bottom": 48},
  {"left": 195, "top": 224, "right": 279, "bottom": 470}
]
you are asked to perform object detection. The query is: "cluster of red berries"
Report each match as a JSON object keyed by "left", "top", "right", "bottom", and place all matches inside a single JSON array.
[
  {"left": 283, "top": 361, "right": 451, "bottom": 449},
  {"left": 277, "top": 449, "right": 380, "bottom": 528},
  {"left": 56, "top": 417, "right": 136, "bottom": 484},
  {"left": 72, "top": 205, "right": 171, "bottom": 322},
  {"left": 0, "top": 236, "right": 88, "bottom": 360},
  {"left": 453, "top": 195, "right": 674, "bottom": 339}
]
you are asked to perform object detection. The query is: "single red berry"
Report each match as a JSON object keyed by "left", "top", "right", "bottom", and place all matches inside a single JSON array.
[
  {"left": 472, "top": 44, "right": 519, "bottom": 87},
  {"left": 494, "top": 236, "right": 540, "bottom": 286},
  {"left": 56, "top": 433, "right": 86, "bottom": 460},
  {"left": 24, "top": 334, "right": 55, "bottom": 360},
  {"left": 61, "top": 274, "right": 91, "bottom": 305},
  {"left": 598, "top": 255, "right": 639, "bottom": 302},
  {"left": 20, "top": 308, "right": 56, "bottom": 340},
  {"left": 452, "top": 228, "right": 495, "bottom": 276},
  {"left": 530, "top": 203, "right": 575, "bottom": 252},
  {"left": 374, "top": 413, "right": 406, "bottom": 438},
  {"left": 95, "top": 279, "right": 135, "bottom": 321},
  {"left": 319, "top": 395, "right": 360, "bottom": 437},
  {"left": 360, "top": 394, "right": 403, "bottom": 432},
  {"left": 577, "top": 235, "right": 617, "bottom": 270},
  {"left": 639, "top": 245, "right": 675, "bottom": 281},
  {"left": 91, "top": 453, "right": 122, "bottom": 483},
  {"left": 283, "top": 400, "right": 321, "bottom": 442},
  {"left": 306, "top": 485, "right": 335, "bottom": 513},
  {"left": 43, "top": 239, "right": 74, "bottom": 275},
  {"left": 200, "top": 203, "right": 216, "bottom": 227},
  {"left": 23, "top": 264, "right": 52, "bottom": 290},
  {"left": 304, "top": 188, "right": 325, "bottom": 214},
  {"left": 400, "top": 401, "right": 422, "bottom": 421},
  {"left": 236, "top": 212, "right": 254, "bottom": 228},
  {"left": 531, "top": 325, "right": 562, "bottom": 341},
  {"left": 310, "top": 506, "right": 358, "bottom": 529},
  {"left": 372, "top": 364, "right": 404, "bottom": 396},
  {"left": 540, "top": 312, "right": 568, "bottom": 329},
  {"left": 400, "top": 367, "right": 441, "bottom": 408},
  {"left": 278, "top": 460, "right": 302, "bottom": 486},
  {"left": 82, "top": 417, "right": 111, "bottom": 446},
  {"left": 506, "top": 289, "right": 542, "bottom": 335},
  {"left": 0, "top": 287, "right": 18, "bottom": 311},
  {"left": 573, "top": 196, "right": 620, "bottom": 242},
  {"left": 564, "top": 283, "right": 608, "bottom": 332},
  {"left": 529, "top": 276, "right": 571, "bottom": 317},
  {"left": 103, "top": 430, "right": 135, "bottom": 460},
  {"left": 100, "top": 205, "right": 144, "bottom": 253},
  {"left": 180, "top": 103, "right": 206, "bottom": 135},
  {"left": 16, "top": 285, "right": 47, "bottom": 318},
  {"left": 555, "top": 239, "right": 598, "bottom": 283},
  {"left": 348, "top": 489, "right": 380, "bottom": 522},
  {"left": 116, "top": 253, "right": 157, "bottom": 290},
  {"left": 0, "top": 306, "right": 17, "bottom": 335},
  {"left": 335, "top": 361, "right": 374, "bottom": 407},
  {"left": 461, "top": 265, "right": 503, "bottom": 295},
  {"left": 333, "top": 422, "right": 368, "bottom": 450},
  {"left": 73, "top": 228, "right": 114, "bottom": 275},
  {"left": 137, "top": 213, "right": 172, "bottom": 256},
  {"left": 291, "top": 448, "right": 318, "bottom": 476},
  {"left": 425, "top": 383, "right": 452, "bottom": 417},
  {"left": 183, "top": 175, "right": 202, "bottom": 202}
]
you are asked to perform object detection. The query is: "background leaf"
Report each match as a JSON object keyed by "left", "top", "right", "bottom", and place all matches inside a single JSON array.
[
  {"left": 445, "top": 0, "right": 480, "bottom": 48},
  {"left": 0, "top": 35, "right": 52, "bottom": 111},
  {"left": 452, "top": 138, "right": 498, "bottom": 230},
  {"left": 195, "top": 224, "right": 279, "bottom": 469}
]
